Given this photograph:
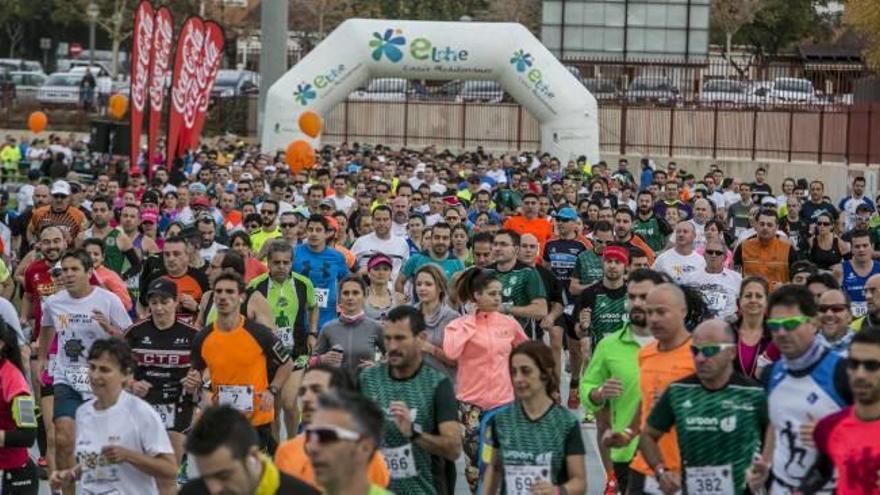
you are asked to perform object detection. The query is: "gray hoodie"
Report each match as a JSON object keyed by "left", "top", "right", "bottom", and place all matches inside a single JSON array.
[{"left": 419, "top": 302, "right": 460, "bottom": 386}]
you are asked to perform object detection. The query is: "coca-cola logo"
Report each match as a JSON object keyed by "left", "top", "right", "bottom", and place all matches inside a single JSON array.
[
  {"left": 196, "top": 30, "right": 223, "bottom": 113},
  {"left": 149, "top": 11, "right": 173, "bottom": 110},
  {"left": 132, "top": 4, "right": 154, "bottom": 112},
  {"left": 172, "top": 21, "right": 204, "bottom": 117}
]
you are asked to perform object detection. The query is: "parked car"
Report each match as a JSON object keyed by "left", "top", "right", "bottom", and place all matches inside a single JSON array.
[
  {"left": 770, "top": 77, "right": 819, "bottom": 105},
  {"left": 583, "top": 78, "right": 622, "bottom": 101},
  {"left": 211, "top": 69, "right": 260, "bottom": 99},
  {"left": 57, "top": 59, "right": 114, "bottom": 76},
  {"left": 625, "top": 76, "right": 681, "bottom": 105},
  {"left": 699, "top": 79, "right": 748, "bottom": 106},
  {"left": 10, "top": 71, "right": 47, "bottom": 101},
  {"left": 0, "top": 58, "right": 43, "bottom": 73},
  {"left": 456, "top": 80, "right": 504, "bottom": 104},
  {"left": 349, "top": 78, "right": 411, "bottom": 102},
  {"left": 428, "top": 80, "right": 464, "bottom": 102},
  {"left": 37, "top": 72, "right": 82, "bottom": 106}
]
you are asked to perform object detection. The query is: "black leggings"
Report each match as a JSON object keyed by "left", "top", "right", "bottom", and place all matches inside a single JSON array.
[{"left": 2, "top": 458, "right": 39, "bottom": 495}]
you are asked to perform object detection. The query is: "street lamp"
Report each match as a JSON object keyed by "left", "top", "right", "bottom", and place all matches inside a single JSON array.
[{"left": 87, "top": 1, "right": 100, "bottom": 66}]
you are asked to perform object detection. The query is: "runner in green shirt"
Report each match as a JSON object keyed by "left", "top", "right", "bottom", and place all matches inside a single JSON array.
[
  {"left": 580, "top": 268, "right": 665, "bottom": 495},
  {"left": 481, "top": 341, "right": 586, "bottom": 495},
  {"left": 633, "top": 191, "right": 672, "bottom": 253},
  {"left": 639, "top": 319, "right": 769, "bottom": 495},
  {"left": 490, "top": 230, "right": 547, "bottom": 335},
  {"left": 248, "top": 240, "right": 317, "bottom": 437},
  {"left": 570, "top": 221, "right": 614, "bottom": 296},
  {"left": 574, "top": 244, "right": 629, "bottom": 347},
  {"left": 358, "top": 305, "right": 461, "bottom": 495}
]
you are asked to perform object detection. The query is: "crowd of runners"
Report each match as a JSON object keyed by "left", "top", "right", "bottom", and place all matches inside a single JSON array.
[{"left": 0, "top": 136, "right": 879, "bottom": 495}]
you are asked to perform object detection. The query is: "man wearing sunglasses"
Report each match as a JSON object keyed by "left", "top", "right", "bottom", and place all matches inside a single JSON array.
[
  {"left": 816, "top": 289, "right": 855, "bottom": 355},
  {"left": 639, "top": 319, "right": 768, "bottom": 495},
  {"left": 682, "top": 239, "right": 741, "bottom": 320},
  {"left": 747, "top": 284, "right": 852, "bottom": 495},
  {"left": 805, "top": 328, "right": 880, "bottom": 494},
  {"left": 276, "top": 364, "right": 390, "bottom": 490},
  {"left": 306, "top": 390, "right": 391, "bottom": 495}
]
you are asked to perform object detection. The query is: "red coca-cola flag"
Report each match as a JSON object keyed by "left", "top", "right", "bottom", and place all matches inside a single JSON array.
[
  {"left": 130, "top": 0, "right": 154, "bottom": 171},
  {"left": 146, "top": 6, "right": 173, "bottom": 175},
  {"left": 166, "top": 16, "right": 205, "bottom": 171},
  {"left": 188, "top": 21, "right": 225, "bottom": 152}
]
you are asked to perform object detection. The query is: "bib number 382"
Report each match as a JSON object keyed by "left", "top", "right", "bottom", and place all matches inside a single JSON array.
[
  {"left": 685, "top": 465, "right": 734, "bottom": 494},
  {"left": 505, "top": 465, "right": 550, "bottom": 495}
]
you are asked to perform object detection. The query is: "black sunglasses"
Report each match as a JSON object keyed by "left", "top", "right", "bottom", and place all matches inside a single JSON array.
[
  {"left": 705, "top": 250, "right": 725, "bottom": 256},
  {"left": 280, "top": 223, "right": 297, "bottom": 228},
  {"left": 847, "top": 358, "right": 880, "bottom": 372}
]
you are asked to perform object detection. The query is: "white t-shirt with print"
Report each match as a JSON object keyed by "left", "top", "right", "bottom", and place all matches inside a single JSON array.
[
  {"left": 350, "top": 233, "right": 410, "bottom": 280},
  {"left": 76, "top": 391, "right": 173, "bottom": 495},
  {"left": 41, "top": 287, "right": 133, "bottom": 396},
  {"left": 681, "top": 268, "right": 743, "bottom": 320},
  {"left": 652, "top": 249, "right": 706, "bottom": 283}
]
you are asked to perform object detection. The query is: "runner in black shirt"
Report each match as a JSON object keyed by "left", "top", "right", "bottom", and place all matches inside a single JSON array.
[{"left": 124, "top": 278, "right": 198, "bottom": 492}]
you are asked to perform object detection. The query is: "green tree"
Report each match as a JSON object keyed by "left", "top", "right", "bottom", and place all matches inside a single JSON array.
[
  {"left": 845, "top": 0, "right": 880, "bottom": 70},
  {"left": 51, "top": 0, "right": 135, "bottom": 76},
  {"left": 0, "top": 0, "right": 40, "bottom": 57},
  {"left": 734, "top": 0, "right": 834, "bottom": 67}
]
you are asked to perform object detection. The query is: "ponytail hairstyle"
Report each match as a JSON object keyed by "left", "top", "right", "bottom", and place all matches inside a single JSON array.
[{"left": 453, "top": 267, "right": 499, "bottom": 304}]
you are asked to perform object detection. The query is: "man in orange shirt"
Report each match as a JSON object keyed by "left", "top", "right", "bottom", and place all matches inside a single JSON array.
[
  {"left": 275, "top": 364, "right": 390, "bottom": 489},
  {"left": 503, "top": 192, "right": 552, "bottom": 250},
  {"left": 627, "top": 283, "right": 695, "bottom": 493},
  {"left": 185, "top": 272, "right": 293, "bottom": 453}
]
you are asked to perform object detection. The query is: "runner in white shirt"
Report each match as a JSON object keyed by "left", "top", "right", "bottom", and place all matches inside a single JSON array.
[
  {"left": 350, "top": 205, "right": 410, "bottom": 279},
  {"left": 38, "top": 248, "right": 133, "bottom": 495},
  {"left": 681, "top": 239, "right": 742, "bottom": 319},
  {"left": 652, "top": 220, "right": 706, "bottom": 283},
  {"left": 50, "top": 338, "right": 176, "bottom": 495}
]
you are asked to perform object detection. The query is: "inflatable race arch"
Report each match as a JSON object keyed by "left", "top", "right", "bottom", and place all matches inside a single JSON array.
[{"left": 262, "top": 19, "right": 600, "bottom": 163}]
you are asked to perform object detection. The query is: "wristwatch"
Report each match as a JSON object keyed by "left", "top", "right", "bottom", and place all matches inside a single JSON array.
[{"left": 268, "top": 385, "right": 280, "bottom": 397}]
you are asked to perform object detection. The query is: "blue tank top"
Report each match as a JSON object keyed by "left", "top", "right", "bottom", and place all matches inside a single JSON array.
[{"left": 841, "top": 260, "right": 880, "bottom": 317}]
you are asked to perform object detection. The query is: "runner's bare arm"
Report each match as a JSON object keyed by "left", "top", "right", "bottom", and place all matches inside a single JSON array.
[{"left": 510, "top": 297, "right": 548, "bottom": 320}]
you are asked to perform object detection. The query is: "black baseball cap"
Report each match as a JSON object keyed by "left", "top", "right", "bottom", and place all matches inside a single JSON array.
[{"left": 147, "top": 278, "right": 177, "bottom": 299}]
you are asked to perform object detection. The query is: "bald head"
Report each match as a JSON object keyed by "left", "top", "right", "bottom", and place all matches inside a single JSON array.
[
  {"left": 650, "top": 283, "right": 687, "bottom": 309},
  {"left": 646, "top": 283, "right": 690, "bottom": 344},
  {"left": 693, "top": 319, "right": 735, "bottom": 344},
  {"left": 674, "top": 221, "right": 696, "bottom": 251}
]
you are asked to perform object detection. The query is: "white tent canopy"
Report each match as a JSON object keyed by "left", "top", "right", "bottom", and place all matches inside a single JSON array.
[{"left": 262, "top": 18, "right": 599, "bottom": 163}]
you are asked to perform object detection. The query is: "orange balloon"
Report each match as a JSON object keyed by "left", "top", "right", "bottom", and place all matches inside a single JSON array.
[
  {"left": 28, "top": 111, "right": 47, "bottom": 133},
  {"left": 298, "top": 111, "right": 322, "bottom": 138},
  {"left": 108, "top": 94, "right": 129, "bottom": 119},
  {"left": 285, "top": 140, "right": 315, "bottom": 174}
]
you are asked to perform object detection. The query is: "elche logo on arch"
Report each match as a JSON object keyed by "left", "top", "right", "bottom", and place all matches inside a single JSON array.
[
  {"left": 293, "top": 64, "right": 348, "bottom": 106},
  {"left": 510, "top": 48, "right": 555, "bottom": 100},
  {"left": 369, "top": 28, "right": 469, "bottom": 63}
]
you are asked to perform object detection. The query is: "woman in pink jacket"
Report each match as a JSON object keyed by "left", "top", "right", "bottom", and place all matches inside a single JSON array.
[{"left": 443, "top": 267, "right": 528, "bottom": 492}]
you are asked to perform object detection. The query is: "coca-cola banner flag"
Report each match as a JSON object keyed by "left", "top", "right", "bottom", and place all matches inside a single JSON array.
[
  {"left": 166, "top": 16, "right": 205, "bottom": 171},
  {"left": 130, "top": 0, "right": 155, "bottom": 171},
  {"left": 147, "top": 6, "right": 173, "bottom": 174},
  {"left": 188, "top": 21, "right": 224, "bottom": 153}
]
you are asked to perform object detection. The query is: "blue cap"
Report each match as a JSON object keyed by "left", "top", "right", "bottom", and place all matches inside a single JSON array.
[{"left": 554, "top": 207, "right": 579, "bottom": 221}]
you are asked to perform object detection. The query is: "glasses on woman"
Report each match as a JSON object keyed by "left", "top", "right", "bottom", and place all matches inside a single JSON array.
[{"left": 816, "top": 221, "right": 831, "bottom": 227}]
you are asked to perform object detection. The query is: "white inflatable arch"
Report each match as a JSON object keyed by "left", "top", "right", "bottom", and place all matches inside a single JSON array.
[{"left": 262, "top": 19, "right": 599, "bottom": 163}]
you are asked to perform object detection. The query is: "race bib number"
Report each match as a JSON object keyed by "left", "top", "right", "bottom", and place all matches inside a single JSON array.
[
  {"left": 315, "top": 288, "right": 329, "bottom": 309},
  {"left": 851, "top": 301, "right": 868, "bottom": 318},
  {"left": 218, "top": 385, "right": 254, "bottom": 412},
  {"left": 704, "top": 292, "right": 728, "bottom": 313},
  {"left": 685, "top": 465, "right": 734, "bottom": 494},
  {"left": 504, "top": 465, "right": 550, "bottom": 495},
  {"left": 152, "top": 404, "right": 176, "bottom": 429},
  {"left": 277, "top": 327, "right": 294, "bottom": 349},
  {"left": 382, "top": 444, "right": 417, "bottom": 479},
  {"left": 644, "top": 475, "right": 681, "bottom": 495},
  {"left": 66, "top": 366, "right": 91, "bottom": 394}
]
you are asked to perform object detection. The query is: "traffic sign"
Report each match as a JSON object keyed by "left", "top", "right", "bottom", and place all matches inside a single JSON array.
[
  {"left": 40, "top": 38, "right": 51, "bottom": 50},
  {"left": 70, "top": 43, "right": 82, "bottom": 57}
]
